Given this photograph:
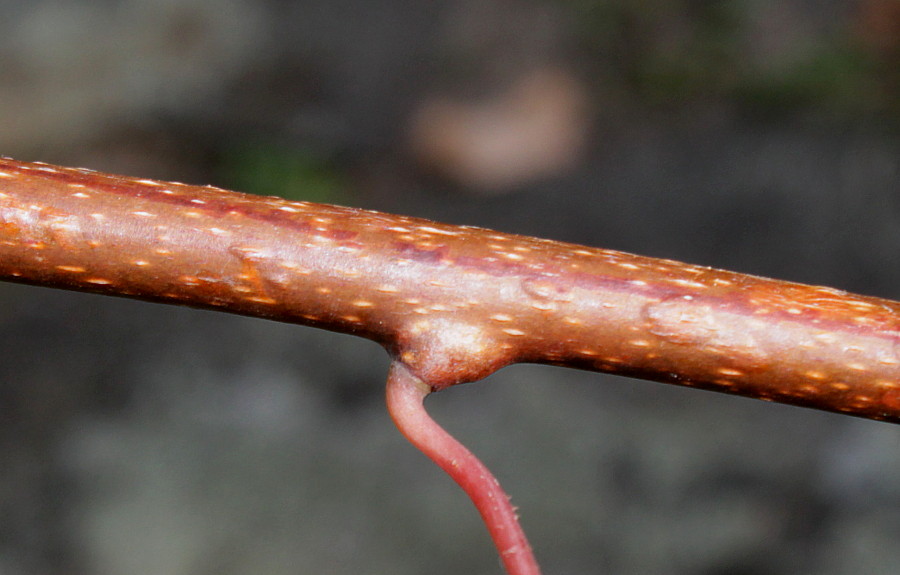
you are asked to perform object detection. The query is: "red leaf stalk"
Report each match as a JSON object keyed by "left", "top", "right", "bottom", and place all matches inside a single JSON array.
[{"left": 386, "top": 361, "right": 540, "bottom": 575}]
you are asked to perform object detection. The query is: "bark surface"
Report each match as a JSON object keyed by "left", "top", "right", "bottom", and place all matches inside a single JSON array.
[{"left": 1, "top": 157, "right": 898, "bottom": 421}]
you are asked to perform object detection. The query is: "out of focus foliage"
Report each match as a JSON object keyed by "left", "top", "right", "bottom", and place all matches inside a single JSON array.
[
  {"left": 566, "top": 0, "right": 898, "bottom": 121},
  {"left": 221, "top": 143, "right": 348, "bottom": 203}
]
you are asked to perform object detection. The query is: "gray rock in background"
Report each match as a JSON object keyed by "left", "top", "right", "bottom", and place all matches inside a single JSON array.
[{"left": 0, "top": 1, "right": 898, "bottom": 574}]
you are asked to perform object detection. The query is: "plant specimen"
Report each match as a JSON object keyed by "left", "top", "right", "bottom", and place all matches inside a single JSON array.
[{"left": 0, "top": 157, "right": 896, "bottom": 574}]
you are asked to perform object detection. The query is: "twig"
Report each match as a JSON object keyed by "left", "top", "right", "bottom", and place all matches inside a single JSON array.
[{"left": 1, "top": 157, "right": 896, "bottom": 420}]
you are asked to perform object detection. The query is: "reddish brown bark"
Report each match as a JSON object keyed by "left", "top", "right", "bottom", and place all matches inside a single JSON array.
[{"left": 1, "top": 157, "right": 898, "bottom": 421}]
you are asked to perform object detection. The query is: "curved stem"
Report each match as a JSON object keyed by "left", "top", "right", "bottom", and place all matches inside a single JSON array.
[{"left": 385, "top": 361, "right": 542, "bottom": 575}]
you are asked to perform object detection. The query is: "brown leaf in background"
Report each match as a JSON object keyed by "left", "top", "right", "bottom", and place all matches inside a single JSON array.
[{"left": 408, "top": 67, "right": 589, "bottom": 193}]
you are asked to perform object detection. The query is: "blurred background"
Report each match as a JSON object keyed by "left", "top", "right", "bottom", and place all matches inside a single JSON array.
[{"left": 0, "top": 0, "right": 898, "bottom": 573}]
